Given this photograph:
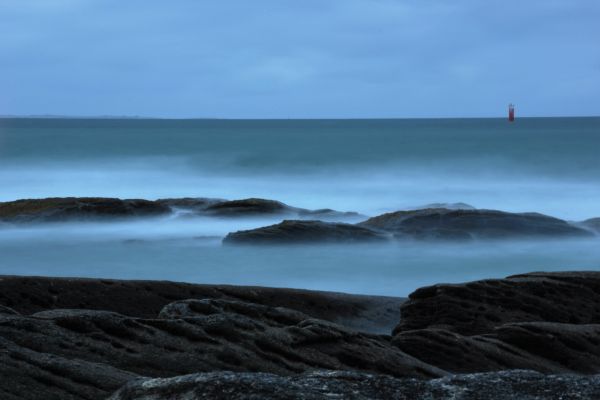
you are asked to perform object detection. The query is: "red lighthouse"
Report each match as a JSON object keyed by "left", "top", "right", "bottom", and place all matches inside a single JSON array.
[{"left": 508, "top": 103, "right": 515, "bottom": 122}]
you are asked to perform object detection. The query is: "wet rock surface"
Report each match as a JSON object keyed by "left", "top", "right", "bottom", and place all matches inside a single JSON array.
[
  {"left": 203, "top": 198, "right": 292, "bottom": 216},
  {"left": 394, "top": 271, "right": 600, "bottom": 335},
  {"left": 2, "top": 273, "right": 600, "bottom": 399},
  {"left": 0, "top": 276, "right": 404, "bottom": 333},
  {"left": 223, "top": 220, "right": 389, "bottom": 244},
  {"left": 391, "top": 272, "right": 600, "bottom": 377},
  {"left": 109, "top": 370, "right": 600, "bottom": 400},
  {"left": 0, "top": 293, "right": 435, "bottom": 399},
  {"left": 392, "top": 322, "right": 600, "bottom": 374},
  {"left": 360, "top": 208, "right": 592, "bottom": 240},
  {"left": 0, "top": 196, "right": 362, "bottom": 223},
  {"left": 0, "top": 197, "right": 170, "bottom": 223}
]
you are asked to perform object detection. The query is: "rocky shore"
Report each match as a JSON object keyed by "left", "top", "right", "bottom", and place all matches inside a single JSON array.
[
  {"left": 1, "top": 197, "right": 597, "bottom": 244},
  {"left": 1, "top": 272, "right": 600, "bottom": 399},
  {"left": 0, "top": 197, "right": 364, "bottom": 224}
]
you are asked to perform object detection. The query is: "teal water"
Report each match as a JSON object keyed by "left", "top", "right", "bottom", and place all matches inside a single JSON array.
[
  {"left": 1, "top": 117, "right": 599, "bottom": 218},
  {"left": 0, "top": 117, "right": 599, "bottom": 295}
]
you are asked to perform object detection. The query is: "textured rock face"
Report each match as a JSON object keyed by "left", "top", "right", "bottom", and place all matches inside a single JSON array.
[
  {"left": 0, "top": 276, "right": 404, "bottom": 334},
  {"left": 391, "top": 272, "right": 600, "bottom": 376},
  {"left": 392, "top": 323, "right": 600, "bottom": 374},
  {"left": 3, "top": 273, "right": 600, "bottom": 399},
  {"left": 395, "top": 271, "right": 600, "bottom": 336},
  {"left": 204, "top": 198, "right": 292, "bottom": 216},
  {"left": 0, "top": 305, "right": 19, "bottom": 315},
  {"left": 360, "top": 208, "right": 592, "bottom": 240},
  {"left": 0, "top": 196, "right": 362, "bottom": 223},
  {"left": 0, "top": 197, "right": 170, "bottom": 223},
  {"left": 0, "top": 336, "right": 139, "bottom": 400},
  {"left": 0, "top": 300, "right": 441, "bottom": 399},
  {"left": 223, "top": 220, "right": 388, "bottom": 244},
  {"left": 108, "top": 370, "right": 600, "bottom": 400}
]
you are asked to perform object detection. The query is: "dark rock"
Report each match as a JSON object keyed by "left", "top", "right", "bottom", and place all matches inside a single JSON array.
[
  {"left": 108, "top": 370, "right": 600, "bottom": 400},
  {"left": 394, "top": 271, "right": 600, "bottom": 336},
  {"left": 0, "top": 305, "right": 19, "bottom": 315},
  {"left": 223, "top": 220, "right": 389, "bottom": 244},
  {"left": 0, "top": 335, "right": 138, "bottom": 400},
  {"left": 393, "top": 322, "right": 600, "bottom": 374},
  {"left": 360, "top": 208, "right": 591, "bottom": 240},
  {"left": 495, "top": 322, "right": 600, "bottom": 373},
  {"left": 0, "top": 276, "right": 405, "bottom": 334},
  {"left": 392, "top": 328, "right": 568, "bottom": 374},
  {"left": 158, "top": 298, "right": 311, "bottom": 323},
  {"left": 0, "top": 197, "right": 170, "bottom": 223},
  {"left": 204, "top": 198, "right": 293, "bottom": 216},
  {"left": 201, "top": 198, "right": 362, "bottom": 221},
  {"left": 155, "top": 197, "right": 224, "bottom": 211},
  {"left": 0, "top": 301, "right": 443, "bottom": 399}
]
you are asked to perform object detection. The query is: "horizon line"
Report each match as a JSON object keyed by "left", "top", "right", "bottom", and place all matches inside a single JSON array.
[{"left": 1, "top": 114, "right": 599, "bottom": 121}]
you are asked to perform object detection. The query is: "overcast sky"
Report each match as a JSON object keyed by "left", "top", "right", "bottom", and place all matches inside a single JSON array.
[{"left": 0, "top": 0, "right": 598, "bottom": 118}]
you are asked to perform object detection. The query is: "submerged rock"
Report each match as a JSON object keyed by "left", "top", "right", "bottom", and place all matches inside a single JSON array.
[
  {"left": 108, "top": 370, "right": 600, "bottom": 400},
  {"left": 360, "top": 208, "right": 591, "bottom": 240},
  {"left": 223, "top": 220, "right": 389, "bottom": 244},
  {"left": 0, "top": 197, "right": 170, "bottom": 223}
]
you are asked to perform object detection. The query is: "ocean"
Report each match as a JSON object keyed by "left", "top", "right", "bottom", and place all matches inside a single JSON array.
[{"left": 1, "top": 117, "right": 599, "bottom": 296}]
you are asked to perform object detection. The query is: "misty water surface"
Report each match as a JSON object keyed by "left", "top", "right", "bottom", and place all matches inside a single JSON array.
[{"left": 1, "top": 117, "right": 599, "bottom": 295}]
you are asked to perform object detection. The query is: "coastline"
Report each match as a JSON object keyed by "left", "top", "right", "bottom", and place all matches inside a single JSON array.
[{"left": 2, "top": 272, "right": 600, "bottom": 399}]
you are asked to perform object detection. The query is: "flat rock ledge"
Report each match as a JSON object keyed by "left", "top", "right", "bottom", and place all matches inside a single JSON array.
[{"left": 109, "top": 370, "right": 600, "bottom": 400}]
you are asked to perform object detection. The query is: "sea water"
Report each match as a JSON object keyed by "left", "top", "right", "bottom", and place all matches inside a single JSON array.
[{"left": 0, "top": 117, "right": 599, "bottom": 296}]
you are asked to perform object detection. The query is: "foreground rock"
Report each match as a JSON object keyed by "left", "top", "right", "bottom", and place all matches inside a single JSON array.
[
  {"left": 109, "top": 370, "right": 600, "bottom": 400},
  {"left": 391, "top": 271, "right": 600, "bottom": 375},
  {"left": 3, "top": 273, "right": 600, "bottom": 399},
  {"left": 0, "top": 276, "right": 404, "bottom": 334},
  {"left": 223, "top": 220, "right": 389, "bottom": 244},
  {"left": 392, "top": 322, "right": 600, "bottom": 374},
  {"left": 0, "top": 300, "right": 440, "bottom": 399},
  {"left": 0, "top": 197, "right": 170, "bottom": 223},
  {"left": 395, "top": 271, "right": 600, "bottom": 335},
  {"left": 0, "top": 336, "right": 139, "bottom": 400},
  {"left": 360, "top": 208, "right": 592, "bottom": 240}
]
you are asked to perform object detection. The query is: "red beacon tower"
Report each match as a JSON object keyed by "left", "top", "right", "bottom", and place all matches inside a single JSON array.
[{"left": 508, "top": 103, "right": 515, "bottom": 122}]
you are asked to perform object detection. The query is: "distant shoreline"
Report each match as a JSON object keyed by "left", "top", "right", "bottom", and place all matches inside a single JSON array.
[{"left": 1, "top": 115, "right": 599, "bottom": 121}]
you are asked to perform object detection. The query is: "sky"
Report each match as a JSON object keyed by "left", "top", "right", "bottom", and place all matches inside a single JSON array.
[{"left": 0, "top": 0, "right": 599, "bottom": 118}]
